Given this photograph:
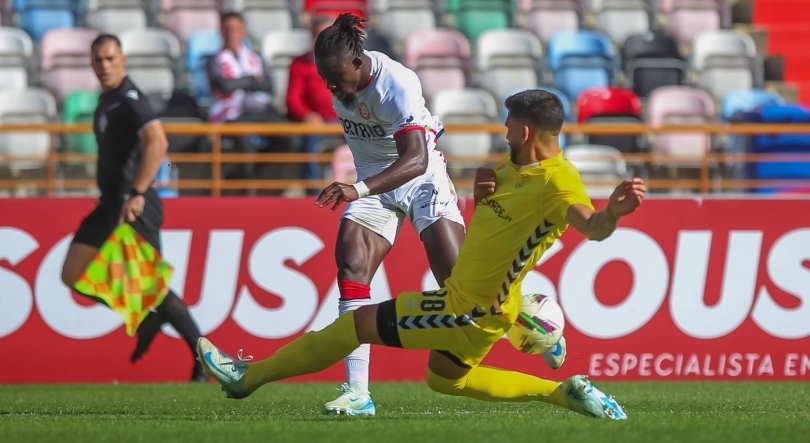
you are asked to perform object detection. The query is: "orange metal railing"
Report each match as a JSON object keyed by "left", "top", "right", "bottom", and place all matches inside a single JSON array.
[{"left": 2, "top": 122, "right": 810, "bottom": 197}]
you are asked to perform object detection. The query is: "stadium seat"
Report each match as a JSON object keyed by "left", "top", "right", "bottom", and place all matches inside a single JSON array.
[
  {"left": 164, "top": 0, "right": 220, "bottom": 43},
  {"left": 477, "top": 29, "right": 542, "bottom": 110},
  {"left": 453, "top": 0, "right": 512, "bottom": 43},
  {"left": 41, "top": 28, "right": 101, "bottom": 103},
  {"left": 405, "top": 29, "right": 470, "bottom": 104},
  {"left": 232, "top": 0, "right": 294, "bottom": 45},
  {"left": 648, "top": 86, "right": 715, "bottom": 162},
  {"left": 594, "top": 0, "right": 651, "bottom": 46},
  {"left": 692, "top": 30, "right": 759, "bottom": 101},
  {"left": 577, "top": 86, "right": 643, "bottom": 153},
  {"left": 0, "top": 88, "right": 57, "bottom": 172},
  {"left": 621, "top": 33, "right": 688, "bottom": 98},
  {"left": 120, "top": 28, "right": 182, "bottom": 62},
  {"left": 305, "top": 0, "right": 368, "bottom": 18},
  {"left": 332, "top": 144, "right": 357, "bottom": 183},
  {"left": 0, "top": 27, "right": 34, "bottom": 92},
  {"left": 548, "top": 30, "right": 616, "bottom": 102},
  {"left": 17, "top": 0, "right": 76, "bottom": 44},
  {"left": 379, "top": 0, "right": 436, "bottom": 51},
  {"left": 120, "top": 28, "right": 181, "bottom": 98},
  {"left": 722, "top": 89, "right": 784, "bottom": 120},
  {"left": 723, "top": 89, "right": 784, "bottom": 158},
  {"left": 563, "top": 144, "right": 628, "bottom": 197},
  {"left": 86, "top": 1, "right": 147, "bottom": 34},
  {"left": 522, "top": 0, "right": 581, "bottom": 46},
  {"left": 63, "top": 90, "right": 100, "bottom": 154},
  {"left": 747, "top": 104, "right": 810, "bottom": 186},
  {"left": 663, "top": 0, "right": 724, "bottom": 45},
  {"left": 186, "top": 30, "right": 223, "bottom": 101},
  {"left": 363, "top": 28, "right": 397, "bottom": 61},
  {"left": 431, "top": 88, "right": 498, "bottom": 175},
  {"left": 261, "top": 29, "right": 312, "bottom": 111}
]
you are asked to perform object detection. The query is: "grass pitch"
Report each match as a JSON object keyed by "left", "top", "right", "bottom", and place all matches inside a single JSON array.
[{"left": 1, "top": 382, "right": 808, "bottom": 443}]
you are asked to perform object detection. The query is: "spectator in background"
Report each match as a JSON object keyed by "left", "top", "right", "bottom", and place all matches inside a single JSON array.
[
  {"left": 208, "top": 12, "right": 293, "bottom": 181},
  {"left": 287, "top": 15, "right": 339, "bottom": 194}
]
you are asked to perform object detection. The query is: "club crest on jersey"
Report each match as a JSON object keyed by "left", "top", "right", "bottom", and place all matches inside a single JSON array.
[
  {"left": 358, "top": 102, "right": 371, "bottom": 120},
  {"left": 515, "top": 174, "right": 531, "bottom": 188}
]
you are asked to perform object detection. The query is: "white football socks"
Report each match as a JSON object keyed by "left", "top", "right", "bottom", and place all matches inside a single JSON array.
[{"left": 339, "top": 297, "right": 372, "bottom": 393}]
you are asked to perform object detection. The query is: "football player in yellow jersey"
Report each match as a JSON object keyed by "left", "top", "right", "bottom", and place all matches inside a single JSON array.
[{"left": 197, "top": 90, "right": 646, "bottom": 420}]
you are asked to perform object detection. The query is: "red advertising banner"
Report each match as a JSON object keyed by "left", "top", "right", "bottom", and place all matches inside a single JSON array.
[{"left": 1, "top": 197, "right": 809, "bottom": 384}]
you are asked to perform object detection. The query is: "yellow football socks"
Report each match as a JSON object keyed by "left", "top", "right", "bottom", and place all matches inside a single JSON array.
[
  {"left": 243, "top": 311, "right": 360, "bottom": 391},
  {"left": 427, "top": 366, "right": 570, "bottom": 408}
]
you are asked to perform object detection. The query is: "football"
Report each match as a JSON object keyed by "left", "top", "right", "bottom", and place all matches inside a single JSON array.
[{"left": 506, "top": 294, "right": 565, "bottom": 354}]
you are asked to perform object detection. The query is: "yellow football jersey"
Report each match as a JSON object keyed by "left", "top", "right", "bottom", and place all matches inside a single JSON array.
[{"left": 444, "top": 151, "right": 594, "bottom": 321}]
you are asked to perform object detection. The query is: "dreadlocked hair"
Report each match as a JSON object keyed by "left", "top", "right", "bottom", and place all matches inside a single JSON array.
[{"left": 314, "top": 13, "right": 366, "bottom": 60}]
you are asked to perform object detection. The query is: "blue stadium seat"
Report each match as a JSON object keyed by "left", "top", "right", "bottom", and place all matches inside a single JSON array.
[
  {"left": 748, "top": 104, "right": 810, "bottom": 194},
  {"left": 722, "top": 89, "right": 785, "bottom": 120},
  {"left": 17, "top": 0, "right": 76, "bottom": 43},
  {"left": 186, "top": 31, "right": 223, "bottom": 101},
  {"left": 723, "top": 89, "right": 785, "bottom": 156},
  {"left": 548, "top": 31, "right": 616, "bottom": 102}
]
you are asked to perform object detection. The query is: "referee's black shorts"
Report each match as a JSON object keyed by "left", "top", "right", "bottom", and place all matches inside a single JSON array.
[{"left": 71, "top": 188, "right": 164, "bottom": 252}]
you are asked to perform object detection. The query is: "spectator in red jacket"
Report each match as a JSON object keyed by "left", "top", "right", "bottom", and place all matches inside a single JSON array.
[{"left": 287, "top": 15, "right": 339, "bottom": 194}]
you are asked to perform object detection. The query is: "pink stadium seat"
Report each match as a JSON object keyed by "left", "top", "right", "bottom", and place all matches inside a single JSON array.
[
  {"left": 405, "top": 29, "right": 470, "bottom": 102},
  {"left": 165, "top": 3, "right": 220, "bottom": 43},
  {"left": 524, "top": 0, "right": 581, "bottom": 45},
  {"left": 41, "top": 29, "right": 101, "bottom": 103},
  {"left": 332, "top": 144, "right": 357, "bottom": 183},
  {"left": 162, "top": 0, "right": 219, "bottom": 11},
  {"left": 664, "top": 0, "right": 723, "bottom": 45},
  {"left": 649, "top": 86, "right": 715, "bottom": 158}
]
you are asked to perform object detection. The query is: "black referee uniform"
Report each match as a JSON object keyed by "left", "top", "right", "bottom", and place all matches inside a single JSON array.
[
  {"left": 69, "top": 75, "right": 206, "bottom": 380},
  {"left": 71, "top": 76, "right": 164, "bottom": 251}
]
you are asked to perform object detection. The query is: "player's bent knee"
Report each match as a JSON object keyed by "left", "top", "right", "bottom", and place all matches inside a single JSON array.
[{"left": 426, "top": 368, "right": 466, "bottom": 396}]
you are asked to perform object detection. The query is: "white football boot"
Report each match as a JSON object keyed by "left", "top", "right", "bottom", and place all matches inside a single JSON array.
[
  {"left": 323, "top": 383, "right": 377, "bottom": 416},
  {"left": 196, "top": 337, "right": 255, "bottom": 400},
  {"left": 560, "top": 375, "right": 628, "bottom": 420},
  {"left": 542, "top": 336, "right": 567, "bottom": 370}
]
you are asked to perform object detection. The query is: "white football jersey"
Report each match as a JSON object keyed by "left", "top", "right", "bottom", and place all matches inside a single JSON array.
[{"left": 333, "top": 50, "right": 445, "bottom": 180}]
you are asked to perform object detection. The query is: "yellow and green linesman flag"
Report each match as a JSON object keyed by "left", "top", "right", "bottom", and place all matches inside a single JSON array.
[{"left": 74, "top": 224, "right": 174, "bottom": 337}]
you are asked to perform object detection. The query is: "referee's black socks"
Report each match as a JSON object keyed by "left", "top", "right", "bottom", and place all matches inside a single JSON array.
[{"left": 156, "top": 291, "right": 203, "bottom": 354}]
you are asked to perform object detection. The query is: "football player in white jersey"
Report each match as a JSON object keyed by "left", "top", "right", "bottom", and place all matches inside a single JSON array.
[{"left": 312, "top": 13, "right": 468, "bottom": 416}]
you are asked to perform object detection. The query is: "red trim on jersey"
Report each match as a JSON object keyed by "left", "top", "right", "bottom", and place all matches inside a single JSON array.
[
  {"left": 394, "top": 126, "right": 426, "bottom": 139},
  {"left": 338, "top": 280, "right": 371, "bottom": 300},
  {"left": 357, "top": 74, "right": 374, "bottom": 92}
]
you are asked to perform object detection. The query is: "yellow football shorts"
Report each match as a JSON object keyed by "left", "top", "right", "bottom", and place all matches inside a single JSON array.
[{"left": 376, "top": 288, "right": 512, "bottom": 368}]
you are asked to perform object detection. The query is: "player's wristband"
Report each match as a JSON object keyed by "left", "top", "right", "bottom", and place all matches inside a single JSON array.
[{"left": 352, "top": 181, "right": 371, "bottom": 198}]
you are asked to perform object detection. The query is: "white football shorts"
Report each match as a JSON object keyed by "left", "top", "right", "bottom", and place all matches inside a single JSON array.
[{"left": 342, "top": 158, "right": 466, "bottom": 245}]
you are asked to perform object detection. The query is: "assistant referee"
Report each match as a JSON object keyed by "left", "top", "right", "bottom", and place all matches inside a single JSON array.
[{"left": 60, "top": 35, "right": 207, "bottom": 382}]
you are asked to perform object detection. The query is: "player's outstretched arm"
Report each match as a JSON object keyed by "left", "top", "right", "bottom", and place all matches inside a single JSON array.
[{"left": 566, "top": 178, "right": 646, "bottom": 241}]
